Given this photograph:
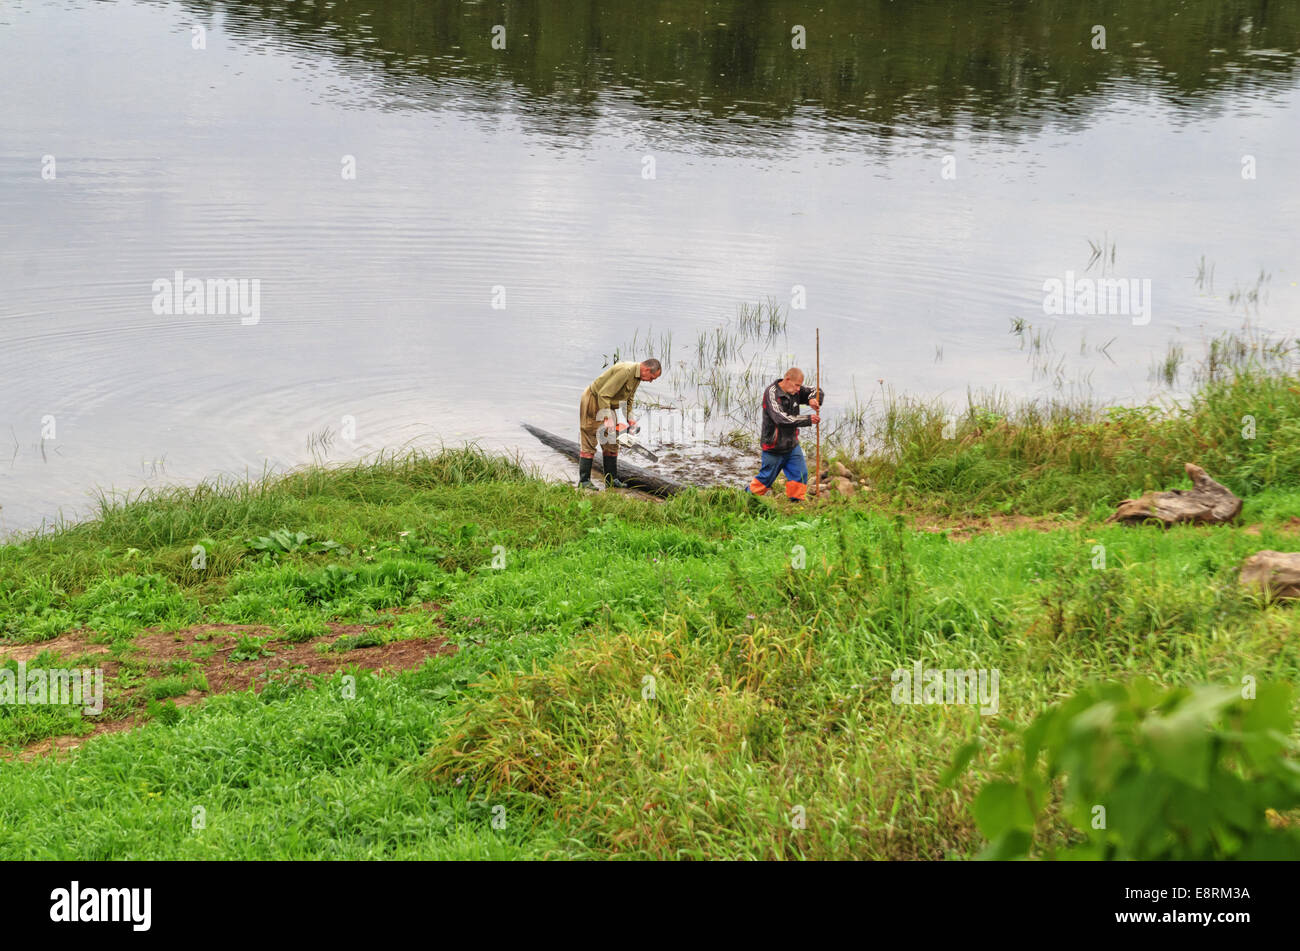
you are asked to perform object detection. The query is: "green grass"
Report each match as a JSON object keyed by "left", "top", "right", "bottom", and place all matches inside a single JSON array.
[
  {"left": 2, "top": 370, "right": 1300, "bottom": 858},
  {"left": 848, "top": 365, "right": 1300, "bottom": 517},
  {"left": 424, "top": 510, "right": 1300, "bottom": 858},
  {"left": 0, "top": 666, "right": 561, "bottom": 859}
]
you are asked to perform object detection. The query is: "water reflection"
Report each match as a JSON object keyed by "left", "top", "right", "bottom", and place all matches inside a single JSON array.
[{"left": 193, "top": 0, "right": 1300, "bottom": 146}]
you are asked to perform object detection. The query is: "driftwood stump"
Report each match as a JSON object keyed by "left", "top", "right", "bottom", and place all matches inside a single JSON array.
[
  {"left": 1107, "top": 463, "right": 1242, "bottom": 526},
  {"left": 1240, "top": 551, "right": 1300, "bottom": 600}
]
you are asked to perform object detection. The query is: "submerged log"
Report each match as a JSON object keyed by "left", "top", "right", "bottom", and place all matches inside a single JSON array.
[
  {"left": 1107, "top": 463, "right": 1242, "bottom": 526},
  {"left": 522, "top": 424, "right": 684, "bottom": 497},
  {"left": 1240, "top": 551, "right": 1300, "bottom": 601}
]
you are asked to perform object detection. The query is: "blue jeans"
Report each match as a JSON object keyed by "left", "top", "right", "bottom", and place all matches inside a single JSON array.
[{"left": 747, "top": 446, "right": 808, "bottom": 499}]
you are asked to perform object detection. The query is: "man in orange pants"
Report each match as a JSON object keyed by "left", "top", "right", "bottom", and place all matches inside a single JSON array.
[{"left": 746, "top": 368, "right": 822, "bottom": 501}]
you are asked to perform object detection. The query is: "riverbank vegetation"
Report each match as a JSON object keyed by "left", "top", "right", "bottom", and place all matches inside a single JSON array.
[{"left": 2, "top": 341, "right": 1300, "bottom": 858}]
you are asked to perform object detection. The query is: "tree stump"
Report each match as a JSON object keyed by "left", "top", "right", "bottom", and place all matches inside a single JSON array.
[
  {"left": 1107, "top": 463, "right": 1242, "bottom": 526},
  {"left": 1240, "top": 551, "right": 1300, "bottom": 600}
]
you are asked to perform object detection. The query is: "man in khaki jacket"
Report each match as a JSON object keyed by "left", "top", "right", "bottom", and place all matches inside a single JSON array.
[{"left": 579, "top": 359, "right": 662, "bottom": 489}]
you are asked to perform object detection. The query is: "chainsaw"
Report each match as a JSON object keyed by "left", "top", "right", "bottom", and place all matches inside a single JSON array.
[{"left": 602, "top": 420, "right": 659, "bottom": 462}]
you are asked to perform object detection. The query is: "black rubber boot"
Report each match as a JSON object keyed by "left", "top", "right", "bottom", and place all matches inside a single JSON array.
[
  {"left": 578, "top": 457, "right": 599, "bottom": 490},
  {"left": 603, "top": 453, "right": 629, "bottom": 489}
]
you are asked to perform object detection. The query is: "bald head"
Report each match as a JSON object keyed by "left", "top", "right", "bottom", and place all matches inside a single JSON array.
[{"left": 779, "top": 368, "right": 805, "bottom": 395}]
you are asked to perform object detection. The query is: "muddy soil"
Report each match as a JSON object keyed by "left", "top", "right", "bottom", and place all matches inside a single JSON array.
[{"left": 2, "top": 604, "right": 455, "bottom": 759}]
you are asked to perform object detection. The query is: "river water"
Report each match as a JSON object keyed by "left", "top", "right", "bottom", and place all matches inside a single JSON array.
[{"left": 2, "top": 0, "right": 1298, "bottom": 533}]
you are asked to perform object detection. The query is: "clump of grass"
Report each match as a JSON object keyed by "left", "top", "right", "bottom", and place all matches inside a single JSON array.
[
  {"left": 1197, "top": 323, "right": 1299, "bottom": 386},
  {"left": 1085, "top": 233, "right": 1116, "bottom": 271},
  {"left": 81, "top": 446, "right": 532, "bottom": 553},
  {"left": 426, "top": 520, "right": 956, "bottom": 858},
  {"left": 0, "top": 446, "right": 536, "bottom": 605},
  {"left": 426, "top": 616, "right": 976, "bottom": 859},
  {"left": 605, "top": 327, "right": 673, "bottom": 369},
  {"left": 736, "top": 297, "right": 786, "bottom": 340},
  {"left": 142, "top": 671, "right": 208, "bottom": 701},
  {"left": 845, "top": 328, "right": 1300, "bottom": 516},
  {"left": 1227, "top": 269, "right": 1271, "bottom": 314},
  {"left": 1151, "top": 341, "right": 1184, "bottom": 387},
  {"left": 144, "top": 698, "right": 184, "bottom": 726},
  {"left": 327, "top": 630, "right": 387, "bottom": 653},
  {"left": 721, "top": 428, "right": 755, "bottom": 451},
  {"left": 69, "top": 573, "right": 198, "bottom": 639},
  {"left": 221, "top": 558, "right": 447, "bottom": 622},
  {"left": 1194, "top": 254, "right": 1215, "bottom": 293},
  {"left": 230, "top": 635, "right": 275, "bottom": 662},
  {"left": 282, "top": 615, "right": 330, "bottom": 644}
]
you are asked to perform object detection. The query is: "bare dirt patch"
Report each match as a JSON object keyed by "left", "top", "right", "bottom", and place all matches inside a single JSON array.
[
  {"left": 128, "top": 624, "right": 454, "bottom": 694},
  {"left": 0, "top": 633, "right": 112, "bottom": 664},
  {"left": 3, "top": 604, "right": 455, "bottom": 760},
  {"left": 1243, "top": 517, "right": 1300, "bottom": 537},
  {"left": 911, "top": 513, "right": 1084, "bottom": 540}
]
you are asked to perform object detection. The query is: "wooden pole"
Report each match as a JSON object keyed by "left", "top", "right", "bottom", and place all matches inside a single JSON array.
[{"left": 814, "top": 328, "right": 821, "bottom": 498}]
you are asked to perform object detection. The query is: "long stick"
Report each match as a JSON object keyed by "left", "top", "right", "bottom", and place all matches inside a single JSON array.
[{"left": 815, "top": 328, "right": 821, "bottom": 498}]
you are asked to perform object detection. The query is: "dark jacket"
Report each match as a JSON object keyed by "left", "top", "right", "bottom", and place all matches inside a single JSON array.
[{"left": 760, "top": 380, "right": 824, "bottom": 453}]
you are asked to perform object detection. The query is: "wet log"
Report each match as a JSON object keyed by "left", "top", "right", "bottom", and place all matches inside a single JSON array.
[
  {"left": 1240, "top": 551, "right": 1300, "bottom": 600},
  {"left": 1107, "top": 463, "right": 1242, "bottom": 526},
  {"left": 522, "top": 424, "right": 684, "bottom": 497}
]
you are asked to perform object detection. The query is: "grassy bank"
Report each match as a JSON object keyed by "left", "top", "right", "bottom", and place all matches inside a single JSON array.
[
  {"left": 3, "top": 368, "right": 1300, "bottom": 858},
  {"left": 847, "top": 344, "right": 1300, "bottom": 517}
]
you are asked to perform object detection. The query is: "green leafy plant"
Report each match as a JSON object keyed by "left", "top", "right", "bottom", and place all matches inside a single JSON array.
[
  {"left": 230, "top": 635, "right": 276, "bottom": 662},
  {"left": 955, "top": 678, "right": 1300, "bottom": 860},
  {"left": 246, "top": 529, "right": 347, "bottom": 560}
]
